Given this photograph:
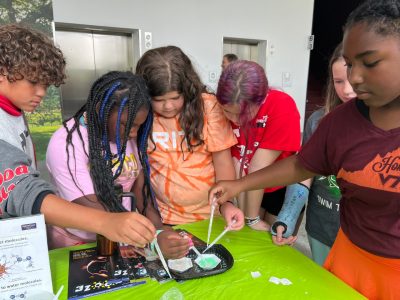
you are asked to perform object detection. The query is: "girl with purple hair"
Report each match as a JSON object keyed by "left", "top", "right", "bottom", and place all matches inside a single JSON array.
[{"left": 216, "top": 60, "right": 302, "bottom": 231}]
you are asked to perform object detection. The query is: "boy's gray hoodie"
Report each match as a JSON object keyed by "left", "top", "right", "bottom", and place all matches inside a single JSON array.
[{"left": 0, "top": 108, "right": 54, "bottom": 218}]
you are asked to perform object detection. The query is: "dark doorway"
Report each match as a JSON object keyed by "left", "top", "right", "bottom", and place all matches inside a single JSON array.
[{"left": 305, "top": 0, "right": 364, "bottom": 121}]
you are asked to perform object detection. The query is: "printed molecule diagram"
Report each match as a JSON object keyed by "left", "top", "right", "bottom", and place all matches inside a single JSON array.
[{"left": 0, "top": 254, "right": 34, "bottom": 280}]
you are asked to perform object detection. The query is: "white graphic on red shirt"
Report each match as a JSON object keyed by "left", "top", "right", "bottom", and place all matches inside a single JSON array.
[
  {"left": 0, "top": 165, "right": 29, "bottom": 215},
  {"left": 256, "top": 115, "right": 268, "bottom": 128}
]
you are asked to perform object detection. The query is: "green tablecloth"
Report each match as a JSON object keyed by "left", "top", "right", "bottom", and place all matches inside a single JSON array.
[{"left": 50, "top": 218, "right": 365, "bottom": 299}]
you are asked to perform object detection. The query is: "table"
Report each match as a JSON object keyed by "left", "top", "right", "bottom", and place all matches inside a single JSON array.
[{"left": 49, "top": 218, "right": 365, "bottom": 299}]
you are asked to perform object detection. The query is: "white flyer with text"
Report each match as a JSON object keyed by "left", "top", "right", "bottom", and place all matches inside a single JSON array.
[{"left": 0, "top": 214, "right": 53, "bottom": 299}]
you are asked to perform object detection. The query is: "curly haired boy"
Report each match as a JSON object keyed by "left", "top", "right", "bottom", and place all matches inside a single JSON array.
[{"left": 0, "top": 24, "right": 156, "bottom": 247}]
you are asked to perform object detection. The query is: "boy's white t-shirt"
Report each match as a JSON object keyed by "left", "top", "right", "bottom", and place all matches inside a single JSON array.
[{"left": 46, "top": 119, "right": 141, "bottom": 248}]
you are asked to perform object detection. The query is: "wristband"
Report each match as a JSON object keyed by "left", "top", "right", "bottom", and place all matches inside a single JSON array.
[
  {"left": 245, "top": 216, "right": 261, "bottom": 227},
  {"left": 150, "top": 229, "right": 164, "bottom": 252}
]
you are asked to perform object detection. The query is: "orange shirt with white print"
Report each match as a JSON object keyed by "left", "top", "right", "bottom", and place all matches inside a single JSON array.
[{"left": 148, "top": 93, "right": 237, "bottom": 224}]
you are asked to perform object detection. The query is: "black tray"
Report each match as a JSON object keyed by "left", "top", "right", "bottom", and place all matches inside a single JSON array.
[{"left": 169, "top": 244, "right": 234, "bottom": 280}]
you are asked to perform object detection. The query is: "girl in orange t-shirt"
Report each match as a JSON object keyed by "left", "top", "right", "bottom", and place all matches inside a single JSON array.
[{"left": 136, "top": 46, "right": 244, "bottom": 230}]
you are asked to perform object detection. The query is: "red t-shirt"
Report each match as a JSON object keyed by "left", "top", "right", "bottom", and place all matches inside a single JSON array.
[
  {"left": 298, "top": 99, "right": 400, "bottom": 258},
  {"left": 231, "top": 89, "right": 301, "bottom": 192}
]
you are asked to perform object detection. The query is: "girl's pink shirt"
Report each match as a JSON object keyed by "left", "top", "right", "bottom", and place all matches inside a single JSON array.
[{"left": 46, "top": 119, "right": 141, "bottom": 248}]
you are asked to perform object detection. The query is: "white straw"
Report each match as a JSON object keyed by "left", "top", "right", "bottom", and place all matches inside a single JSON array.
[
  {"left": 154, "top": 239, "right": 172, "bottom": 279},
  {"left": 190, "top": 245, "right": 202, "bottom": 257},
  {"left": 203, "top": 219, "right": 237, "bottom": 253},
  {"left": 206, "top": 199, "right": 217, "bottom": 246},
  {"left": 53, "top": 285, "right": 64, "bottom": 300}
]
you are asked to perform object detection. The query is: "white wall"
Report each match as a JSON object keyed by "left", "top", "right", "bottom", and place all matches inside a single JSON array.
[{"left": 52, "top": 0, "right": 314, "bottom": 127}]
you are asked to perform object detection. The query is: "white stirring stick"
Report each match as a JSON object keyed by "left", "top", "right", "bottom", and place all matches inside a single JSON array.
[
  {"left": 206, "top": 198, "right": 217, "bottom": 246},
  {"left": 153, "top": 239, "right": 172, "bottom": 279},
  {"left": 190, "top": 245, "right": 202, "bottom": 257},
  {"left": 203, "top": 219, "right": 237, "bottom": 253},
  {"left": 53, "top": 285, "right": 64, "bottom": 300}
]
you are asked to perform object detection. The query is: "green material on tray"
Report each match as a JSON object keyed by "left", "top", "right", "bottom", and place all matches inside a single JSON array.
[
  {"left": 195, "top": 254, "right": 221, "bottom": 270},
  {"left": 49, "top": 218, "right": 366, "bottom": 299}
]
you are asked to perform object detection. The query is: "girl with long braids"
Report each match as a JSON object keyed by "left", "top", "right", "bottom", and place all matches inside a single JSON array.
[
  {"left": 47, "top": 71, "right": 187, "bottom": 258},
  {"left": 136, "top": 46, "right": 244, "bottom": 231}
]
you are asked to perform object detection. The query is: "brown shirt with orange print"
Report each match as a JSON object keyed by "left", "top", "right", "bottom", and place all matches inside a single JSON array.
[
  {"left": 298, "top": 99, "right": 400, "bottom": 258},
  {"left": 148, "top": 93, "right": 237, "bottom": 225}
]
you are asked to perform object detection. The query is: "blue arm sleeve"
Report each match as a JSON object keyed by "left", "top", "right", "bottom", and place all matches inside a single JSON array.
[{"left": 271, "top": 183, "right": 309, "bottom": 238}]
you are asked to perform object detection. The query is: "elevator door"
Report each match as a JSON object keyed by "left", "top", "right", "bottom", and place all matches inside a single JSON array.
[
  {"left": 223, "top": 42, "right": 259, "bottom": 62},
  {"left": 223, "top": 38, "right": 267, "bottom": 69},
  {"left": 55, "top": 29, "right": 133, "bottom": 119}
]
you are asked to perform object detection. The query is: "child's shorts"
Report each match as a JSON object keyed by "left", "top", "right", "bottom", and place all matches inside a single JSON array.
[
  {"left": 324, "top": 228, "right": 400, "bottom": 300},
  {"left": 261, "top": 187, "right": 286, "bottom": 215},
  {"left": 261, "top": 187, "right": 305, "bottom": 216}
]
